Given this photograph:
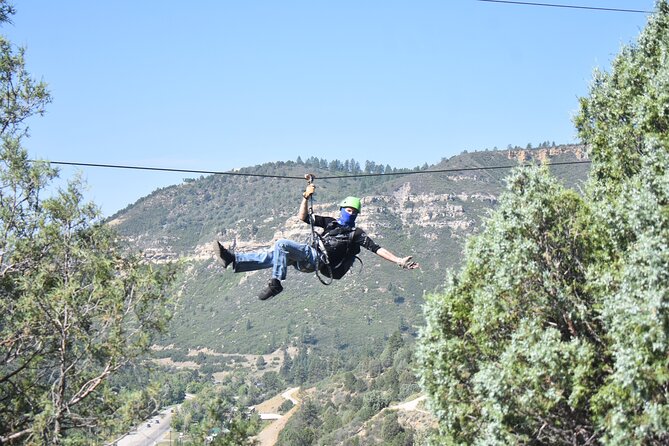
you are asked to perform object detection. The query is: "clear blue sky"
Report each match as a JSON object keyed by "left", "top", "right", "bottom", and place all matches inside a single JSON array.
[{"left": 4, "top": 1, "right": 654, "bottom": 216}]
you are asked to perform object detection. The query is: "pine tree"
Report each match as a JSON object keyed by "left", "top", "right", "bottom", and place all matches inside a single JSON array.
[{"left": 0, "top": 3, "right": 177, "bottom": 442}]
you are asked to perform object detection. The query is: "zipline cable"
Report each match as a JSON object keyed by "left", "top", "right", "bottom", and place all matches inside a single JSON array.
[
  {"left": 29, "top": 159, "right": 593, "bottom": 181},
  {"left": 477, "top": 0, "right": 653, "bottom": 14},
  {"left": 29, "top": 160, "right": 306, "bottom": 179}
]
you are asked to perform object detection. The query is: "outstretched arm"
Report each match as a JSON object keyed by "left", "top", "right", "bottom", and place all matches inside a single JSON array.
[
  {"left": 298, "top": 183, "right": 315, "bottom": 223},
  {"left": 375, "top": 248, "right": 419, "bottom": 269}
]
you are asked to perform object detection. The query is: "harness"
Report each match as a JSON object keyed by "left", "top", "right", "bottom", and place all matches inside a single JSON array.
[
  {"left": 304, "top": 174, "right": 362, "bottom": 285},
  {"left": 319, "top": 223, "right": 363, "bottom": 279},
  {"left": 305, "top": 174, "right": 334, "bottom": 285}
]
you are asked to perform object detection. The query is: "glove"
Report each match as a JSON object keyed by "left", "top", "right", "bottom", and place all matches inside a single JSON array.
[
  {"left": 397, "top": 256, "right": 418, "bottom": 269},
  {"left": 303, "top": 183, "right": 316, "bottom": 199}
]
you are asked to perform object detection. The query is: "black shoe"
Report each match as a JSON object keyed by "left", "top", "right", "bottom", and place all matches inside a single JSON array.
[
  {"left": 258, "top": 279, "right": 283, "bottom": 300},
  {"left": 212, "top": 240, "right": 235, "bottom": 269}
]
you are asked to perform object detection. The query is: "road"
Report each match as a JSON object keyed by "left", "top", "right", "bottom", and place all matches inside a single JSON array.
[
  {"left": 280, "top": 387, "right": 300, "bottom": 405},
  {"left": 116, "top": 408, "right": 174, "bottom": 446},
  {"left": 255, "top": 387, "right": 301, "bottom": 446},
  {"left": 390, "top": 394, "right": 428, "bottom": 413}
]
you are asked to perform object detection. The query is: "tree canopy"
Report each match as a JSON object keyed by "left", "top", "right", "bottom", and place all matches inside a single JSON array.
[
  {"left": 0, "top": 2, "right": 177, "bottom": 443},
  {"left": 418, "top": 1, "right": 669, "bottom": 444}
]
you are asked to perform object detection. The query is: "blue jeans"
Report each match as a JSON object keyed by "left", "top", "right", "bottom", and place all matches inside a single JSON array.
[{"left": 233, "top": 239, "right": 318, "bottom": 280}]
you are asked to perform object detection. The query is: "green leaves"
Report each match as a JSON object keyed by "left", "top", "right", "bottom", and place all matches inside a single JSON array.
[
  {"left": 473, "top": 321, "right": 598, "bottom": 445},
  {"left": 576, "top": 0, "right": 669, "bottom": 200},
  {"left": 420, "top": 2, "right": 669, "bottom": 444},
  {"left": 0, "top": 4, "right": 177, "bottom": 442},
  {"left": 418, "top": 167, "right": 600, "bottom": 444},
  {"left": 1, "top": 170, "right": 178, "bottom": 443}
]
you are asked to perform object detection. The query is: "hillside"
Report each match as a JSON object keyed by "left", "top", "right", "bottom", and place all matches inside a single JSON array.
[{"left": 109, "top": 145, "right": 590, "bottom": 357}]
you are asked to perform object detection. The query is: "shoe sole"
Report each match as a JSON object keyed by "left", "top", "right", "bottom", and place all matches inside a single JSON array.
[{"left": 259, "top": 284, "right": 283, "bottom": 301}]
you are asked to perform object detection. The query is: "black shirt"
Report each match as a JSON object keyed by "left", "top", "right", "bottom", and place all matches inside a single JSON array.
[{"left": 312, "top": 215, "right": 381, "bottom": 274}]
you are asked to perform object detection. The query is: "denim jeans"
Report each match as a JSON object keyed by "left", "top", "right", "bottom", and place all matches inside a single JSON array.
[{"left": 233, "top": 239, "right": 318, "bottom": 280}]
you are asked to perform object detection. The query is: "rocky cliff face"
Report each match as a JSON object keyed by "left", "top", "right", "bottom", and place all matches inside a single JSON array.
[{"left": 507, "top": 144, "right": 588, "bottom": 162}]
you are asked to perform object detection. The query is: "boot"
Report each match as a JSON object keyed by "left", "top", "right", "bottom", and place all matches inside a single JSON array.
[
  {"left": 258, "top": 278, "right": 283, "bottom": 301},
  {"left": 212, "top": 240, "right": 235, "bottom": 269}
]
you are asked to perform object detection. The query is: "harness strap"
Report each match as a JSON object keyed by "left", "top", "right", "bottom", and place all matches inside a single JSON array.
[{"left": 305, "top": 174, "right": 333, "bottom": 285}]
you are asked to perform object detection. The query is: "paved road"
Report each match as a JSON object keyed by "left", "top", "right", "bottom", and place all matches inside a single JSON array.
[{"left": 116, "top": 408, "right": 174, "bottom": 446}]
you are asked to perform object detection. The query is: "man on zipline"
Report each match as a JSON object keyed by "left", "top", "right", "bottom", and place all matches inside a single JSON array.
[{"left": 213, "top": 182, "right": 419, "bottom": 300}]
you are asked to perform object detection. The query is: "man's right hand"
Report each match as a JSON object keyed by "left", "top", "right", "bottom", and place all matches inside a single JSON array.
[
  {"left": 398, "top": 256, "right": 419, "bottom": 270},
  {"left": 303, "top": 183, "right": 316, "bottom": 199}
]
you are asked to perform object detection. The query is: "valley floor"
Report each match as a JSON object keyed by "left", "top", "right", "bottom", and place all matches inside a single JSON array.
[{"left": 252, "top": 388, "right": 432, "bottom": 446}]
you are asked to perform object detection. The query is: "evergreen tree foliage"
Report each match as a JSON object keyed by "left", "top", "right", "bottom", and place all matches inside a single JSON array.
[
  {"left": 381, "top": 411, "right": 413, "bottom": 446},
  {"left": 173, "top": 382, "right": 260, "bottom": 446},
  {"left": 418, "top": 1, "right": 669, "bottom": 444},
  {"left": 418, "top": 167, "right": 598, "bottom": 444},
  {"left": 0, "top": 3, "right": 177, "bottom": 443},
  {"left": 575, "top": 1, "right": 669, "bottom": 443}
]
